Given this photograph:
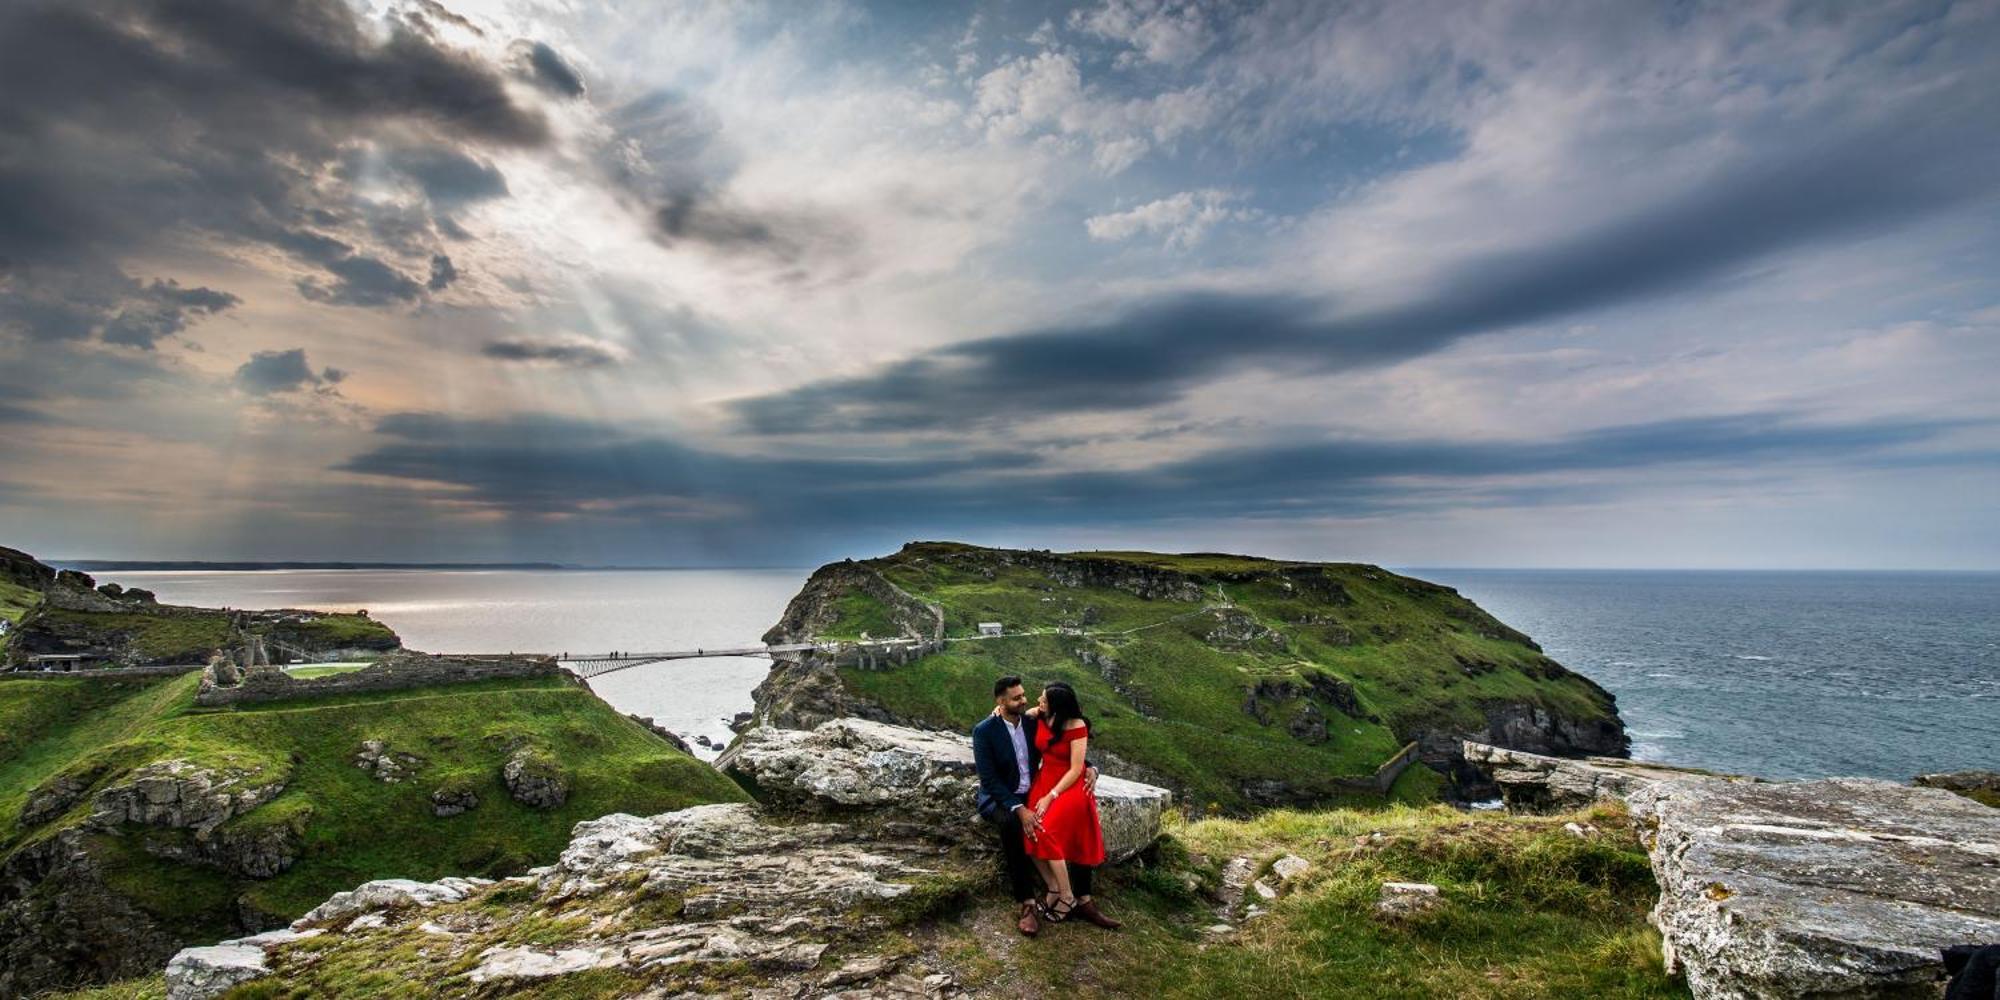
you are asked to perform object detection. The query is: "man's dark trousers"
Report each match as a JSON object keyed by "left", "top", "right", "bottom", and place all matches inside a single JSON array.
[
  {"left": 985, "top": 806, "right": 1038, "bottom": 902},
  {"left": 982, "top": 806, "right": 1096, "bottom": 901}
]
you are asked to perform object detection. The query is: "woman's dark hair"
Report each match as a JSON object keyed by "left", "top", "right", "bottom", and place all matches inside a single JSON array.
[{"left": 1042, "top": 681, "right": 1090, "bottom": 732}]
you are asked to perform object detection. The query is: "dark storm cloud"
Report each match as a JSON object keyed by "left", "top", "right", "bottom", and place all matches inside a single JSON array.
[
  {"left": 337, "top": 409, "right": 1976, "bottom": 528},
  {"left": 735, "top": 104, "right": 2000, "bottom": 433},
  {"left": 298, "top": 256, "right": 425, "bottom": 307},
  {"left": 522, "top": 41, "right": 586, "bottom": 97},
  {"left": 234, "top": 348, "right": 340, "bottom": 395},
  {"left": 339, "top": 413, "right": 1041, "bottom": 512},
  {"left": 0, "top": 0, "right": 549, "bottom": 347},
  {"left": 384, "top": 146, "right": 510, "bottom": 205},
  {"left": 481, "top": 339, "right": 620, "bottom": 367},
  {"left": 0, "top": 275, "right": 241, "bottom": 349}
]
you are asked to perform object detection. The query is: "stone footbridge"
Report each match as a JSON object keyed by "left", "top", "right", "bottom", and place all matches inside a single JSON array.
[{"left": 558, "top": 638, "right": 931, "bottom": 679}]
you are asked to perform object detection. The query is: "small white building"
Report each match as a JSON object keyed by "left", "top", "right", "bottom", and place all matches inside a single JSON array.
[{"left": 977, "top": 622, "right": 1004, "bottom": 637}]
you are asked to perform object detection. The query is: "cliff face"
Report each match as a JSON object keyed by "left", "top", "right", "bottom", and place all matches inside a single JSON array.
[{"left": 750, "top": 542, "right": 1628, "bottom": 809}]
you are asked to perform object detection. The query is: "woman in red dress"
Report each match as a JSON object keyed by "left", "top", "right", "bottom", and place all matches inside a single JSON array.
[{"left": 1024, "top": 681, "right": 1106, "bottom": 922}]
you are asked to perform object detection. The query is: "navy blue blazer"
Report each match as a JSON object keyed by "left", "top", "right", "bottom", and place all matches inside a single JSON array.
[{"left": 973, "top": 713, "right": 1039, "bottom": 819}]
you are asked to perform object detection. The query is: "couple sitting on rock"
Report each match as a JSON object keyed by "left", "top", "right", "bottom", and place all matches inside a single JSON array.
[{"left": 973, "top": 675, "right": 1122, "bottom": 937}]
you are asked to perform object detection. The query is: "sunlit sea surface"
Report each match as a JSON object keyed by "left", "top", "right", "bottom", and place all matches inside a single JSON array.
[{"left": 115, "top": 568, "right": 1999, "bottom": 778}]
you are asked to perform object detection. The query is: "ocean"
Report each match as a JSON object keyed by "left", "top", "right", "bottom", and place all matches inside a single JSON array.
[
  {"left": 1414, "top": 569, "right": 2000, "bottom": 780},
  {"left": 111, "top": 567, "right": 1999, "bottom": 779}
]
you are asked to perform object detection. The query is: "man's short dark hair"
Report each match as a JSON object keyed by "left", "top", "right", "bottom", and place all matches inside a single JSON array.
[{"left": 993, "top": 675, "right": 1024, "bottom": 698}]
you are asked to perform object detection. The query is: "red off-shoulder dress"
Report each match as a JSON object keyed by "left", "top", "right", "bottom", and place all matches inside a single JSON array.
[{"left": 1024, "top": 722, "right": 1106, "bottom": 866}]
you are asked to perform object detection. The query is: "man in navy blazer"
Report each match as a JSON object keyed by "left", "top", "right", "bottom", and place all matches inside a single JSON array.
[{"left": 974, "top": 674, "right": 1117, "bottom": 935}]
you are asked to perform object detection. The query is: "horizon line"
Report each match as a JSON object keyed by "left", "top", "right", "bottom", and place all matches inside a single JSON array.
[{"left": 47, "top": 558, "right": 2000, "bottom": 574}]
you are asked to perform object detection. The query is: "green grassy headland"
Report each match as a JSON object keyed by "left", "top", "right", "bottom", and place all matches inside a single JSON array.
[{"left": 789, "top": 543, "right": 1621, "bottom": 812}]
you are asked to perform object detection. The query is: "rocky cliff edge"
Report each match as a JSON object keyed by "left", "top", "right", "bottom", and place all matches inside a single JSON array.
[{"left": 161, "top": 720, "right": 1171, "bottom": 999}]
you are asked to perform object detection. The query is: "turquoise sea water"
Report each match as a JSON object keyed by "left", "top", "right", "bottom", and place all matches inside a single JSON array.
[{"left": 115, "top": 567, "right": 1998, "bottom": 780}]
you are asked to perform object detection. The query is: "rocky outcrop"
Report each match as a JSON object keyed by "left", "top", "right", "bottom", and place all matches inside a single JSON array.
[
  {"left": 751, "top": 652, "right": 941, "bottom": 731},
  {"left": 503, "top": 747, "right": 570, "bottom": 809},
  {"left": 352, "top": 740, "right": 424, "bottom": 783},
  {"left": 431, "top": 782, "right": 479, "bottom": 817},
  {"left": 625, "top": 713, "right": 694, "bottom": 755},
  {"left": 1917, "top": 769, "right": 2000, "bottom": 807},
  {"left": 0, "top": 829, "right": 185, "bottom": 997},
  {"left": 90, "top": 760, "right": 288, "bottom": 836},
  {"left": 761, "top": 559, "right": 944, "bottom": 645},
  {"left": 299, "top": 875, "right": 494, "bottom": 926},
  {"left": 1460, "top": 742, "right": 1719, "bottom": 812},
  {"left": 1463, "top": 743, "right": 2000, "bottom": 999},
  {"left": 0, "top": 543, "right": 57, "bottom": 590},
  {"left": 155, "top": 719, "right": 1171, "bottom": 997},
  {"left": 1633, "top": 777, "right": 2000, "bottom": 1000},
  {"left": 164, "top": 928, "right": 322, "bottom": 1000},
  {"left": 1422, "top": 696, "right": 1631, "bottom": 800},
  {"left": 717, "top": 718, "right": 1171, "bottom": 863}
]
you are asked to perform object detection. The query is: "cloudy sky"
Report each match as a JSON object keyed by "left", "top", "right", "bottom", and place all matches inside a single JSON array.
[{"left": 2, "top": 0, "right": 1997, "bottom": 568}]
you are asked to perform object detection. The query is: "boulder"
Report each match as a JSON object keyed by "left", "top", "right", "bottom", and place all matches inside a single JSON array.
[
  {"left": 1630, "top": 776, "right": 2000, "bottom": 999},
  {"left": 352, "top": 740, "right": 423, "bottom": 784},
  {"left": 626, "top": 713, "right": 694, "bottom": 755},
  {"left": 503, "top": 747, "right": 570, "bottom": 809},
  {"left": 164, "top": 929, "right": 320, "bottom": 1000},
  {"left": 717, "top": 718, "right": 1170, "bottom": 862},
  {"left": 165, "top": 942, "right": 270, "bottom": 1000},
  {"left": 1376, "top": 881, "right": 1441, "bottom": 919},
  {"left": 431, "top": 784, "right": 479, "bottom": 817},
  {"left": 297, "top": 876, "right": 493, "bottom": 928}
]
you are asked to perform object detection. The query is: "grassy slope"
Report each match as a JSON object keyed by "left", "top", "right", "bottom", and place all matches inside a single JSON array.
[
  {"left": 947, "top": 801, "right": 1686, "bottom": 999},
  {"left": 824, "top": 545, "right": 1612, "bottom": 811},
  {"left": 0, "top": 673, "right": 747, "bottom": 941},
  {"left": 64, "top": 801, "right": 1683, "bottom": 1000}
]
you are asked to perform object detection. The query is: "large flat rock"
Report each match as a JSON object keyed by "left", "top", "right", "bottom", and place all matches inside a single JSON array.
[
  {"left": 718, "top": 718, "right": 1170, "bottom": 863},
  {"left": 1463, "top": 741, "right": 2000, "bottom": 999},
  {"left": 1630, "top": 777, "right": 2000, "bottom": 999}
]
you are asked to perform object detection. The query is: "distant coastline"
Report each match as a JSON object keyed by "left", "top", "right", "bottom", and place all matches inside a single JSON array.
[{"left": 48, "top": 560, "right": 785, "bottom": 572}]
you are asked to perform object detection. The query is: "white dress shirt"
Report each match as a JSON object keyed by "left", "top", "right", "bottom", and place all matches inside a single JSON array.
[{"left": 1002, "top": 715, "right": 1031, "bottom": 795}]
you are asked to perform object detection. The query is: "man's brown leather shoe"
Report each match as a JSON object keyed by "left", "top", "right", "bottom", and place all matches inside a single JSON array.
[
  {"left": 1074, "top": 899, "right": 1122, "bottom": 930},
  {"left": 1017, "top": 900, "right": 1041, "bottom": 937}
]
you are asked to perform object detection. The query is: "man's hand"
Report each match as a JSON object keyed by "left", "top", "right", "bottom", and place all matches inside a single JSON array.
[
  {"left": 1015, "top": 804, "right": 1043, "bottom": 838},
  {"left": 1084, "top": 766, "right": 1099, "bottom": 794}
]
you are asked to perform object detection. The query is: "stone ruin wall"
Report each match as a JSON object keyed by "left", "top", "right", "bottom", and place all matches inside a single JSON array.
[{"left": 195, "top": 654, "right": 566, "bottom": 707}]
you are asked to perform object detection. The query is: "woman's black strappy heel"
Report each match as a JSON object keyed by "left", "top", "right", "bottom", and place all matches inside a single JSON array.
[{"left": 1045, "top": 895, "right": 1076, "bottom": 923}]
